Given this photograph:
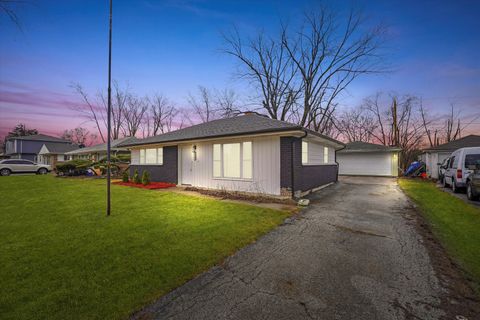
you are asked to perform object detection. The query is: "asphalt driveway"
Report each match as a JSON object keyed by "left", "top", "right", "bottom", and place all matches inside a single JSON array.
[{"left": 132, "top": 177, "right": 465, "bottom": 320}]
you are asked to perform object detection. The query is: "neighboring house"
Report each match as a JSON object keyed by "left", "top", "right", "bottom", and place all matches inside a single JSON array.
[
  {"left": 5, "top": 134, "right": 74, "bottom": 162},
  {"left": 419, "top": 135, "right": 480, "bottom": 179},
  {"left": 337, "top": 141, "right": 401, "bottom": 177},
  {"left": 37, "top": 143, "right": 79, "bottom": 168},
  {"left": 123, "top": 113, "right": 345, "bottom": 197},
  {"left": 65, "top": 137, "right": 137, "bottom": 161}
]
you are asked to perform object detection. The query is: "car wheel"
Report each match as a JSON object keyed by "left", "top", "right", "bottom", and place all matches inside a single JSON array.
[
  {"left": 452, "top": 180, "right": 459, "bottom": 193},
  {"left": 0, "top": 168, "right": 11, "bottom": 176},
  {"left": 467, "top": 181, "right": 479, "bottom": 201},
  {"left": 37, "top": 168, "right": 48, "bottom": 175}
]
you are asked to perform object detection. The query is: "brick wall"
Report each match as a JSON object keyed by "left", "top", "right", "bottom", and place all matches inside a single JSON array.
[
  {"left": 280, "top": 136, "right": 338, "bottom": 196},
  {"left": 129, "top": 145, "right": 178, "bottom": 184}
]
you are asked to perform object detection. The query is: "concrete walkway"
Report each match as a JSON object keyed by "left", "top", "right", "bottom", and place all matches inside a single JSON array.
[{"left": 131, "top": 177, "right": 465, "bottom": 320}]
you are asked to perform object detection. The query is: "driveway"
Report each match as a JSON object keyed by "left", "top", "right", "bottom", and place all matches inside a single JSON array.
[{"left": 132, "top": 177, "right": 467, "bottom": 320}]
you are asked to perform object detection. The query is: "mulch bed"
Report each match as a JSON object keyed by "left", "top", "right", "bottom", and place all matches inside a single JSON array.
[
  {"left": 184, "top": 186, "right": 295, "bottom": 204},
  {"left": 113, "top": 181, "right": 176, "bottom": 189}
]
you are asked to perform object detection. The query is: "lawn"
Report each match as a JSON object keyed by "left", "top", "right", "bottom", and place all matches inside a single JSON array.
[
  {"left": 399, "top": 178, "right": 480, "bottom": 293},
  {"left": 0, "top": 175, "right": 289, "bottom": 320}
]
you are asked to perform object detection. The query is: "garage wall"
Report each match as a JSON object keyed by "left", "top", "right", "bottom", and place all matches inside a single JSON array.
[{"left": 337, "top": 152, "right": 396, "bottom": 176}]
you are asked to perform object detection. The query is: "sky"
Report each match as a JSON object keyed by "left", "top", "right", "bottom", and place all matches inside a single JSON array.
[{"left": 1, "top": 0, "right": 479, "bottom": 141}]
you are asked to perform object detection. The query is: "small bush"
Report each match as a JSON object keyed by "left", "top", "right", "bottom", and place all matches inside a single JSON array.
[
  {"left": 122, "top": 170, "right": 129, "bottom": 183},
  {"left": 133, "top": 169, "right": 141, "bottom": 184},
  {"left": 141, "top": 170, "right": 150, "bottom": 186},
  {"left": 56, "top": 159, "right": 93, "bottom": 176}
]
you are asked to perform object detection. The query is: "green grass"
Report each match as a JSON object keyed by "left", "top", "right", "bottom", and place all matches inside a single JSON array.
[
  {"left": 399, "top": 178, "right": 480, "bottom": 292},
  {"left": 0, "top": 175, "right": 289, "bottom": 320}
]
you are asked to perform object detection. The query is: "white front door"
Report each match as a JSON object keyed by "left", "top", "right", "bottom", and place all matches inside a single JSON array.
[{"left": 181, "top": 145, "right": 193, "bottom": 185}]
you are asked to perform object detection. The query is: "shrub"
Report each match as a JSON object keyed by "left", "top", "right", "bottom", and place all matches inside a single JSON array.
[
  {"left": 56, "top": 160, "right": 93, "bottom": 176},
  {"left": 141, "top": 170, "right": 150, "bottom": 186},
  {"left": 122, "top": 170, "right": 129, "bottom": 183},
  {"left": 133, "top": 169, "right": 141, "bottom": 184}
]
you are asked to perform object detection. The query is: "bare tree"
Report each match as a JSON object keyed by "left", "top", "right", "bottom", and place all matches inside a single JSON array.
[
  {"left": 149, "top": 94, "right": 178, "bottom": 135},
  {"left": 215, "top": 88, "right": 243, "bottom": 118},
  {"left": 336, "top": 107, "right": 376, "bottom": 142},
  {"left": 282, "top": 8, "right": 386, "bottom": 132},
  {"left": 61, "top": 127, "right": 91, "bottom": 146},
  {"left": 122, "top": 95, "right": 148, "bottom": 137},
  {"left": 99, "top": 81, "right": 128, "bottom": 140},
  {"left": 363, "top": 93, "right": 424, "bottom": 170},
  {"left": 0, "top": 0, "right": 24, "bottom": 30},
  {"left": 223, "top": 5, "right": 386, "bottom": 132},
  {"left": 445, "top": 104, "right": 461, "bottom": 142},
  {"left": 187, "top": 86, "right": 218, "bottom": 123},
  {"left": 223, "top": 28, "right": 301, "bottom": 121},
  {"left": 71, "top": 83, "right": 106, "bottom": 142}
]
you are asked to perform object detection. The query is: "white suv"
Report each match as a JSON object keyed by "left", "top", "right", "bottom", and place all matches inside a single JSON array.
[
  {"left": 443, "top": 147, "right": 480, "bottom": 193},
  {"left": 0, "top": 159, "right": 51, "bottom": 176}
]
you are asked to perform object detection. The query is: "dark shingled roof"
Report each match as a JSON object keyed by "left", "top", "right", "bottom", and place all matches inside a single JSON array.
[
  {"left": 42, "top": 142, "right": 79, "bottom": 154},
  {"left": 123, "top": 113, "right": 343, "bottom": 147},
  {"left": 338, "top": 141, "right": 401, "bottom": 153},
  {"left": 65, "top": 136, "right": 137, "bottom": 155},
  {"left": 8, "top": 134, "right": 70, "bottom": 143},
  {"left": 423, "top": 135, "right": 480, "bottom": 152}
]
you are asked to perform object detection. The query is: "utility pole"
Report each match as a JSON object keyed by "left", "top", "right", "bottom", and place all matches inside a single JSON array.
[
  {"left": 392, "top": 97, "right": 398, "bottom": 146},
  {"left": 106, "top": 0, "right": 113, "bottom": 216}
]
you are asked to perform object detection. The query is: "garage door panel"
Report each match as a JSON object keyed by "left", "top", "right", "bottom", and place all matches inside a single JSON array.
[{"left": 338, "top": 153, "right": 392, "bottom": 176}]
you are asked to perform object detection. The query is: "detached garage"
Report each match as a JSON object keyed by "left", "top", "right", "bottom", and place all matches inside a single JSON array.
[{"left": 337, "top": 142, "right": 401, "bottom": 177}]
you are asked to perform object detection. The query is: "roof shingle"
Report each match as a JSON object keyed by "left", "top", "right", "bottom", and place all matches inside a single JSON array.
[{"left": 423, "top": 135, "right": 480, "bottom": 152}]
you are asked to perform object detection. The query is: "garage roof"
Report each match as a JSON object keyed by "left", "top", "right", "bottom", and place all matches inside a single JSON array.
[
  {"left": 338, "top": 141, "right": 401, "bottom": 153},
  {"left": 422, "top": 135, "right": 480, "bottom": 152}
]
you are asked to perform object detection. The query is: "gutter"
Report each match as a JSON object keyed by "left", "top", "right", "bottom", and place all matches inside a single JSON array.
[
  {"left": 335, "top": 144, "right": 346, "bottom": 182},
  {"left": 291, "top": 130, "right": 308, "bottom": 199}
]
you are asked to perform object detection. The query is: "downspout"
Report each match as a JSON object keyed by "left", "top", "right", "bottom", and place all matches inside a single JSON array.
[
  {"left": 291, "top": 130, "right": 308, "bottom": 199},
  {"left": 335, "top": 144, "right": 346, "bottom": 182}
]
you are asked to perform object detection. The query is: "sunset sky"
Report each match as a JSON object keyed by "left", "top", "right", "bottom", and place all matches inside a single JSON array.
[{"left": 1, "top": 0, "right": 479, "bottom": 140}]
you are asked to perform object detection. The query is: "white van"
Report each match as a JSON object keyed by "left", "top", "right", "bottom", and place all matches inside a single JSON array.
[{"left": 443, "top": 147, "right": 480, "bottom": 192}]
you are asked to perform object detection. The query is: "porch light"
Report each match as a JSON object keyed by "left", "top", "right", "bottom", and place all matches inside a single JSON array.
[{"left": 192, "top": 145, "right": 197, "bottom": 161}]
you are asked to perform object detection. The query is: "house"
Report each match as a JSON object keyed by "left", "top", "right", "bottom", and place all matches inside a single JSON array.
[
  {"left": 65, "top": 137, "right": 137, "bottom": 161},
  {"left": 337, "top": 141, "right": 401, "bottom": 177},
  {"left": 419, "top": 135, "right": 480, "bottom": 179},
  {"left": 4, "top": 134, "right": 74, "bottom": 162},
  {"left": 37, "top": 143, "right": 79, "bottom": 168},
  {"left": 122, "top": 113, "right": 345, "bottom": 197}
]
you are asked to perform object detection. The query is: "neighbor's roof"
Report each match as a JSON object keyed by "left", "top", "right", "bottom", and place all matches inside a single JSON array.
[
  {"left": 423, "top": 135, "right": 480, "bottom": 152},
  {"left": 122, "top": 113, "right": 344, "bottom": 147},
  {"left": 42, "top": 142, "right": 79, "bottom": 154},
  {"left": 338, "top": 141, "right": 402, "bottom": 153},
  {"left": 65, "top": 136, "right": 137, "bottom": 155},
  {"left": 8, "top": 134, "right": 70, "bottom": 143}
]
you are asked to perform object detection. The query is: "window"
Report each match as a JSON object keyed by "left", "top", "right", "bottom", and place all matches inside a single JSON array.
[
  {"left": 465, "top": 154, "right": 480, "bottom": 168},
  {"left": 213, "top": 144, "right": 222, "bottom": 177},
  {"left": 324, "top": 147, "right": 329, "bottom": 164},
  {"left": 139, "top": 147, "right": 163, "bottom": 165},
  {"left": 213, "top": 142, "right": 252, "bottom": 179},
  {"left": 449, "top": 156, "right": 455, "bottom": 168},
  {"left": 242, "top": 142, "right": 252, "bottom": 179},
  {"left": 302, "top": 141, "right": 308, "bottom": 164}
]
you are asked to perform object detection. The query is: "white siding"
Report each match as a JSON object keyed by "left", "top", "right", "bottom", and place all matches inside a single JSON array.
[
  {"left": 338, "top": 152, "right": 395, "bottom": 176},
  {"left": 131, "top": 149, "right": 140, "bottom": 164},
  {"left": 426, "top": 152, "right": 450, "bottom": 179},
  {"left": 179, "top": 136, "right": 281, "bottom": 195},
  {"left": 305, "top": 141, "right": 335, "bottom": 165}
]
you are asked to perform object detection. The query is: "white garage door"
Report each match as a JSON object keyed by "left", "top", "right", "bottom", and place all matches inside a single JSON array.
[{"left": 338, "top": 152, "right": 394, "bottom": 176}]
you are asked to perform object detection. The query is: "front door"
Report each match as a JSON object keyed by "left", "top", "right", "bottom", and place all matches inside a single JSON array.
[{"left": 181, "top": 145, "right": 193, "bottom": 185}]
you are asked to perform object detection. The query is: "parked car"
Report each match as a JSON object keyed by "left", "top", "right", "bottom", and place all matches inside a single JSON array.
[
  {"left": 466, "top": 162, "right": 480, "bottom": 201},
  {"left": 437, "top": 156, "right": 451, "bottom": 183},
  {"left": 443, "top": 147, "right": 480, "bottom": 193},
  {"left": 0, "top": 159, "right": 51, "bottom": 176}
]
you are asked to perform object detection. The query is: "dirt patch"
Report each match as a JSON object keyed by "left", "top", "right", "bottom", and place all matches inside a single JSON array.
[
  {"left": 113, "top": 181, "right": 176, "bottom": 190},
  {"left": 403, "top": 204, "right": 480, "bottom": 319},
  {"left": 184, "top": 186, "right": 296, "bottom": 205}
]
